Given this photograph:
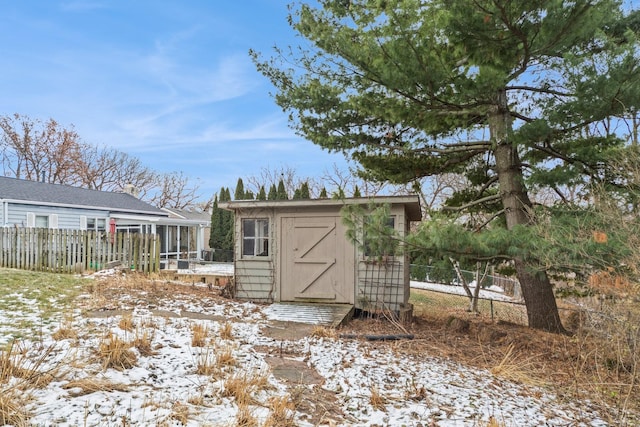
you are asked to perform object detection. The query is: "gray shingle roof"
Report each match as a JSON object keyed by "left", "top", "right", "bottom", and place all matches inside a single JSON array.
[{"left": 0, "top": 176, "right": 166, "bottom": 215}]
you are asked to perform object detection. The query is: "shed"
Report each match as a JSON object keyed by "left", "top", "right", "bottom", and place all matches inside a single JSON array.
[{"left": 222, "top": 196, "right": 421, "bottom": 314}]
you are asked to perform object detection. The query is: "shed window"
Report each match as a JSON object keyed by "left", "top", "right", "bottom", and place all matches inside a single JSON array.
[
  {"left": 364, "top": 216, "right": 396, "bottom": 257},
  {"left": 242, "top": 218, "right": 269, "bottom": 257}
]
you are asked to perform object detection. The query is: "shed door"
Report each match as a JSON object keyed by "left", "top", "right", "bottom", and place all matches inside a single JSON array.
[{"left": 280, "top": 216, "right": 354, "bottom": 303}]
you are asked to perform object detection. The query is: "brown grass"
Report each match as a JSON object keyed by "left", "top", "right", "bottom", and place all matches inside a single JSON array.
[
  {"left": 0, "top": 391, "right": 29, "bottom": 427},
  {"left": 234, "top": 403, "right": 258, "bottom": 427},
  {"left": 369, "top": 385, "right": 386, "bottom": 410},
  {"left": 310, "top": 326, "right": 337, "bottom": 339},
  {"left": 219, "top": 322, "right": 233, "bottom": 340},
  {"left": 52, "top": 314, "right": 78, "bottom": 341},
  {"left": 489, "top": 344, "right": 545, "bottom": 387},
  {"left": 169, "top": 402, "right": 190, "bottom": 425},
  {"left": 132, "top": 328, "right": 156, "bottom": 357},
  {"left": 484, "top": 416, "right": 507, "bottom": 427},
  {"left": 223, "top": 371, "right": 270, "bottom": 406},
  {"left": 118, "top": 313, "right": 135, "bottom": 332},
  {"left": 195, "top": 347, "right": 217, "bottom": 376},
  {"left": 0, "top": 341, "right": 59, "bottom": 389},
  {"left": 263, "top": 395, "right": 295, "bottom": 427},
  {"left": 62, "top": 377, "right": 129, "bottom": 397},
  {"left": 215, "top": 344, "right": 236, "bottom": 369},
  {"left": 97, "top": 333, "right": 137, "bottom": 370},
  {"left": 191, "top": 323, "right": 209, "bottom": 347}
]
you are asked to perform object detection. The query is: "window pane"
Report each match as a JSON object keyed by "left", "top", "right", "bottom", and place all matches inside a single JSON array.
[
  {"left": 257, "top": 238, "right": 268, "bottom": 256},
  {"left": 35, "top": 216, "right": 48, "bottom": 228},
  {"left": 242, "top": 219, "right": 255, "bottom": 237},
  {"left": 242, "top": 238, "right": 254, "bottom": 256}
]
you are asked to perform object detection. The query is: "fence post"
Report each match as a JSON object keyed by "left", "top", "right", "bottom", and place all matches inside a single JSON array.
[{"left": 490, "top": 299, "right": 494, "bottom": 320}]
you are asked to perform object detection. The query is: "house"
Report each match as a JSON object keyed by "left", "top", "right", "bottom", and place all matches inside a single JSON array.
[
  {"left": 221, "top": 196, "right": 421, "bottom": 315},
  {"left": 0, "top": 176, "right": 207, "bottom": 263},
  {"left": 160, "top": 207, "right": 211, "bottom": 263}
]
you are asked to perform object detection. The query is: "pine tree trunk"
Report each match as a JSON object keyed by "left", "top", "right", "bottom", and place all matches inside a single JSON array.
[{"left": 490, "top": 89, "right": 566, "bottom": 334}]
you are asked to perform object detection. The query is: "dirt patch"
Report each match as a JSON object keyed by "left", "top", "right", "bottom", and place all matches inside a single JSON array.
[
  {"left": 261, "top": 355, "right": 347, "bottom": 425},
  {"left": 262, "top": 321, "right": 317, "bottom": 341}
]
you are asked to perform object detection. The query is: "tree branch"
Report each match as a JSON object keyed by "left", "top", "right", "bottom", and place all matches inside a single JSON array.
[{"left": 441, "top": 194, "right": 502, "bottom": 212}]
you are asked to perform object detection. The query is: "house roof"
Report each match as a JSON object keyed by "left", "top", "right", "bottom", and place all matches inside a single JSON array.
[
  {"left": 162, "top": 207, "right": 211, "bottom": 223},
  {"left": 0, "top": 176, "right": 166, "bottom": 216},
  {"left": 221, "top": 195, "right": 422, "bottom": 221}
]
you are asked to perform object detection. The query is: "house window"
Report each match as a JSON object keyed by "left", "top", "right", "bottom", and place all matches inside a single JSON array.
[
  {"left": 87, "top": 218, "right": 106, "bottom": 232},
  {"left": 364, "top": 216, "right": 396, "bottom": 257},
  {"left": 242, "top": 218, "right": 269, "bottom": 257},
  {"left": 35, "top": 215, "right": 49, "bottom": 228}
]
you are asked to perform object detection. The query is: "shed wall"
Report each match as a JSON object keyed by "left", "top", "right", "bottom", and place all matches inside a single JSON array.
[
  {"left": 354, "top": 204, "right": 411, "bottom": 312},
  {"left": 232, "top": 207, "right": 277, "bottom": 302},
  {"left": 231, "top": 201, "right": 414, "bottom": 313}
]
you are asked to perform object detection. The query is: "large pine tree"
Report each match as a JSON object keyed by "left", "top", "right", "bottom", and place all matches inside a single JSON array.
[{"left": 253, "top": 0, "right": 640, "bottom": 332}]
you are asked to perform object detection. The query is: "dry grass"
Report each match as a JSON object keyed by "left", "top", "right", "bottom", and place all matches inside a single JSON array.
[
  {"left": 215, "top": 344, "right": 236, "bottom": 369},
  {"left": 219, "top": 322, "right": 233, "bottom": 340},
  {"left": 0, "top": 341, "right": 59, "bottom": 389},
  {"left": 97, "top": 333, "right": 137, "bottom": 370},
  {"left": 192, "top": 323, "right": 209, "bottom": 347},
  {"left": 118, "top": 313, "right": 135, "bottom": 332},
  {"left": 489, "top": 344, "right": 545, "bottom": 387},
  {"left": 223, "top": 371, "right": 270, "bottom": 406},
  {"left": 52, "top": 314, "right": 78, "bottom": 341},
  {"left": 369, "top": 385, "right": 386, "bottom": 410},
  {"left": 187, "top": 394, "right": 204, "bottom": 406},
  {"left": 195, "top": 347, "right": 217, "bottom": 376},
  {"left": 169, "top": 402, "right": 190, "bottom": 425},
  {"left": 234, "top": 403, "right": 258, "bottom": 427},
  {"left": 0, "top": 391, "right": 29, "bottom": 427},
  {"left": 263, "top": 395, "right": 295, "bottom": 427},
  {"left": 62, "top": 377, "right": 129, "bottom": 397},
  {"left": 310, "top": 326, "right": 337, "bottom": 339},
  {"left": 484, "top": 416, "right": 507, "bottom": 427},
  {"left": 132, "top": 328, "right": 156, "bottom": 357}
]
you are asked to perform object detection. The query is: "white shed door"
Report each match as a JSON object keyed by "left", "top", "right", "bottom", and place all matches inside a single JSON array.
[{"left": 280, "top": 216, "right": 354, "bottom": 303}]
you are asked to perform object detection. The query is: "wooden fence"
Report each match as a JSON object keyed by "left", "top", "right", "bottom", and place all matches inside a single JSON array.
[{"left": 0, "top": 228, "right": 160, "bottom": 274}]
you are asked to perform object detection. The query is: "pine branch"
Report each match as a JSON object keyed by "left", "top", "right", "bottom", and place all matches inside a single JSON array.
[{"left": 441, "top": 194, "right": 502, "bottom": 212}]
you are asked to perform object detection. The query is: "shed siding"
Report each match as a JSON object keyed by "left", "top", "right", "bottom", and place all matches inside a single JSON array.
[
  {"left": 234, "top": 260, "right": 274, "bottom": 301},
  {"left": 232, "top": 206, "right": 277, "bottom": 302},
  {"left": 354, "top": 205, "right": 411, "bottom": 313},
  {"left": 6, "top": 203, "right": 109, "bottom": 229},
  {"left": 228, "top": 198, "right": 418, "bottom": 312}
]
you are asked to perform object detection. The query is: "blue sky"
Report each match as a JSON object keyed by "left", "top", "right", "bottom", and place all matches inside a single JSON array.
[{"left": 0, "top": 1, "right": 351, "bottom": 200}]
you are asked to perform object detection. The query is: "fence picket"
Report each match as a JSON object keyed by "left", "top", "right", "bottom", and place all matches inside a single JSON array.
[{"left": 0, "top": 228, "right": 160, "bottom": 274}]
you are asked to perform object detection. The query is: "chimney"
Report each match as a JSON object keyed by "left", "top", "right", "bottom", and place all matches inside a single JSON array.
[{"left": 123, "top": 184, "right": 139, "bottom": 197}]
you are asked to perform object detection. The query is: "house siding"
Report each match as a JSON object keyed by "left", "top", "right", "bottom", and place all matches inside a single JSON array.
[{"left": 5, "top": 203, "right": 109, "bottom": 229}]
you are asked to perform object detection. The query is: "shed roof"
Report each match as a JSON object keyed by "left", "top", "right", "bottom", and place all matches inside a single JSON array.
[
  {"left": 221, "top": 195, "right": 422, "bottom": 221},
  {"left": 0, "top": 176, "right": 166, "bottom": 216}
]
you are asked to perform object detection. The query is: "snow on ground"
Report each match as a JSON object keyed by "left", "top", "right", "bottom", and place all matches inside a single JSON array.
[
  {"left": 410, "top": 280, "right": 517, "bottom": 302},
  {"left": 183, "top": 262, "right": 518, "bottom": 303},
  {"left": 0, "top": 272, "right": 610, "bottom": 426}
]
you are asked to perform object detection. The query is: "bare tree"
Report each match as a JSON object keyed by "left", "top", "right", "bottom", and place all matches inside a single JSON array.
[
  {"left": 0, "top": 114, "right": 84, "bottom": 184},
  {"left": 0, "top": 114, "right": 204, "bottom": 210},
  {"left": 244, "top": 164, "right": 318, "bottom": 199},
  {"left": 148, "top": 171, "right": 202, "bottom": 209}
]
